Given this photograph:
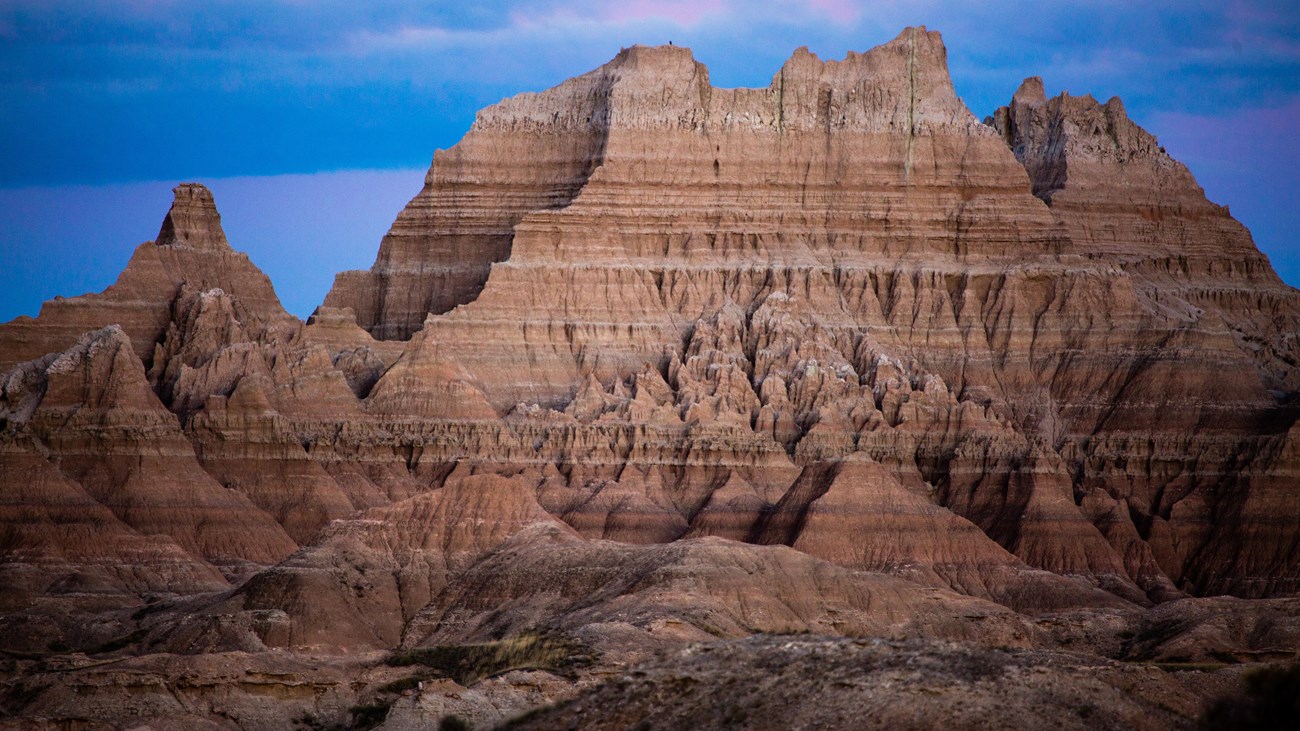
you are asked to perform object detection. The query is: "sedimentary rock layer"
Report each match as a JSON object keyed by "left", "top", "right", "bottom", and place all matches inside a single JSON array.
[
  {"left": 1, "top": 27, "right": 1298, "bottom": 730},
  {"left": 318, "top": 28, "right": 1300, "bottom": 601}
]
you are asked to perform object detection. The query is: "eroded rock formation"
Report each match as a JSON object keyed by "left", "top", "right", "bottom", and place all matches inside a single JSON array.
[{"left": 1, "top": 26, "right": 1298, "bottom": 730}]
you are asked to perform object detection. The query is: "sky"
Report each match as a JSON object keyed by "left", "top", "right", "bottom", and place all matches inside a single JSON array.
[{"left": 1, "top": 0, "right": 1297, "bottom": 320}]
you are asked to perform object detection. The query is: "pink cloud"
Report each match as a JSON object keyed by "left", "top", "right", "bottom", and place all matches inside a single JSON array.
[
  {"left": 807, "top": 0, "right": 862, "bottom": 25},
  {"left": 507, "top": 0, "right": 729, "bottom": 29},
  {"left": 599, "top": 0, "right": 728, "bottom": 27},
  {"left": 1151, "top": 97, "right": 1300, "bottom": 168}
]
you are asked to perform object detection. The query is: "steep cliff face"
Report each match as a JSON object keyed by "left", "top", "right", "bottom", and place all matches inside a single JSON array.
[
  {"left": 313, "top": 28, "right": 1300, "bottom": 601},
  {"left": 321, "top": 64, "right": 616, "bottom": 340},
  {"left": 1, "top": 26, "right": 1298, "bottom": 729},
  {"left": 989, "top": 76, "right": 1299, "bottom": 394},
  {"left": 325, "top": 29, "right": 1041, "bottom": 342},
  {"left": 988, "top": 79, "right": 1300, "bottom": 597}
]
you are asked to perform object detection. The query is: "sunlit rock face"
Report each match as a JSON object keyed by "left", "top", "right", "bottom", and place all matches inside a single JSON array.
[
  {"left": 1, "top": 26, "right": 1298, "bottom": 731},
  {"left": 319, "top": 27, "right": 1300, "bottom": 601}
]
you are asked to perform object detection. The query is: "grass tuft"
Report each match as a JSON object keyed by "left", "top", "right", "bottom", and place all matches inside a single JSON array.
[{"left": 386, "top": 633, "right": 592, "bottom": 686}]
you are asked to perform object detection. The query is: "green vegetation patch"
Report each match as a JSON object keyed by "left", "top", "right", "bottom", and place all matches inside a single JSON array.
[
  {"left": 1150, "top": 661, "right": 1232, "bottom": 673},
  {"left": 376, "top": 674, "right": 423, "bottom": 695},
  {"left": 386, "top": 633, "right": 593, "bottom": 686}
]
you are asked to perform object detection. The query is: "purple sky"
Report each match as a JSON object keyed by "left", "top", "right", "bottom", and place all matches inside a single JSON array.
[{"left": 0, "top": 1, "right": 1296, "bottom": 320}]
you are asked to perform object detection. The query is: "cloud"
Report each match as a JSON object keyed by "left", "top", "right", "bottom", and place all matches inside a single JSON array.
[
  {"left": 0, "top": 0, "right": 1297, "bottom": 323},
  {"left": 1154, "top": 96, "right": 1300, "bottom": 166},
  {"left": 0, "top": 0, "right": 1297, "bottom": 182},
  {"left": 589, "top": 0, "right": 728, "bottom": 28},
  {"left": 1152, "top": 97, "right": 1300, "bottom": 286},
  {"left": 345, "top": 0, "right": 730, "bottom": 57},
  {"left": 805, "top": 0, "right": 862, "bottom": 26},
  {"left": 347, "top": 24, "right": 459, "bottom": 53}
]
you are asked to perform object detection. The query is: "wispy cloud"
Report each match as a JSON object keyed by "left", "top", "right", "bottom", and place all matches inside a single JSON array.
[
  {"left": 0, "top": 0, "right": 1297, "bottom": 319},
  {"left": 806, "top": 0, "right": 862, "bottom": 26},
  {"left": 345, "top": 0, "right": 730, "bottom": 57},
  {"left": 582, "top": 0, "right": 728, "bottom": 28},
  {"left": 1151, "top": 97, "right": 1300, "bottom": 286},
  {"left": 1152, "top": 97, "right": 1300, "bottom": 176},
  {"left": 1, "top": 0, "right": 1297, "bottom": 181},
  {"left": 347, "top": 24, "right": 460, "bottom": 53}
]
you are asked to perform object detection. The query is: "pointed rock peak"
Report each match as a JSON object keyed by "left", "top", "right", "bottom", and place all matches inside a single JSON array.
[
  {"left": 883, "top": 25, "right": 950, "bottom": 61},
  {"left": 46, "top": 324, "right": 132, "bottom": 376},
  {"left": 891, "top": 24, "right": 936, "bottom": 43},
  {"left": 772, "top": 25, "right": 964, "bottom": 119},
  {"left": 1013, "top": 76, "right": 1047, "bottom": 105},
  {"left": 776, "top": 45, "right": 823, "bottom": 78},
  {"left": 226, "top": 373, "right": 277, "bottom": 414},
  {"left": 41, "top": 324, "right": 163, "bottom": 412},
  {"left": 156, "top": 183, "right": 229, "bottom": 250},
  {"left": 901, "top": 25, "right": 950, "bottom": 69},
  {"left": 790, "top": 45, "right": 819, "bottom": 61},
  {"left": 566, "top": 372, "right": 612, "bottom": 420},
  {"left": 780, "top": 26, "right": 944, "bottom": 75},
  {"left": 305, "top": 305, "right": 360, "bottom": 328},
  {"left": 777, "top": 44, "right": 843, "bottom": 80}
]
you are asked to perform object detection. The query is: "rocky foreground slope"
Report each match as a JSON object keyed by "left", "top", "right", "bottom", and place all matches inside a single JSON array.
[{"left": 2, "top": 27, "right": 1299, "bottom": 730}]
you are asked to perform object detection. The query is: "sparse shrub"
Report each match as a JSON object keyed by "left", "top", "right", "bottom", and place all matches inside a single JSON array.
[
  {"left": 348, "top": 701, "right": 391, "bottom": 730},
  {"left": 377, "top": 675, "right": 423, "bottom": 695},
  {"left": 1201, "top": 662, "right": 1300, "bottom": 729},
  {"left": 440, "top": 714, "right": 472, "bottom": 731},
  {"left": 386, "top": 633, "right": 592, "bottom": 686}
]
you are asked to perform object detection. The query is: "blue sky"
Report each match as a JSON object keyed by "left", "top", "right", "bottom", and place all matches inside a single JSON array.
[{"left": 1, "top": 0, "right": 1297, "bottom": 320}]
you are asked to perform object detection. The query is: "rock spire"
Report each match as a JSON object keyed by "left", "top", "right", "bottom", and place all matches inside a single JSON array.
[{"left": 156, "top": 183, "right": 229, "bottom": 250}]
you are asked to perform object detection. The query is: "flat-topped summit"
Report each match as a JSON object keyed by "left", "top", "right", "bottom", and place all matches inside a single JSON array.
[
  {"left": 325, "top": 27, "right": 994, "bottom": 341},
  {"left": 156, "top": 182, "right": 229, "bottom": 250}
]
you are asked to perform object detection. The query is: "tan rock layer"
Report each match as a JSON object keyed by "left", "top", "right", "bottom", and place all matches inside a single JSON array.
[{"left": 0, "top": 28, "right": 1297, "bottom": 674}]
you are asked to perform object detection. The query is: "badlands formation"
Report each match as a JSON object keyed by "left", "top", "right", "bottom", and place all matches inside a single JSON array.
[{"left": 2, "top": 27, "right": 1299, "bottom": 730}]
